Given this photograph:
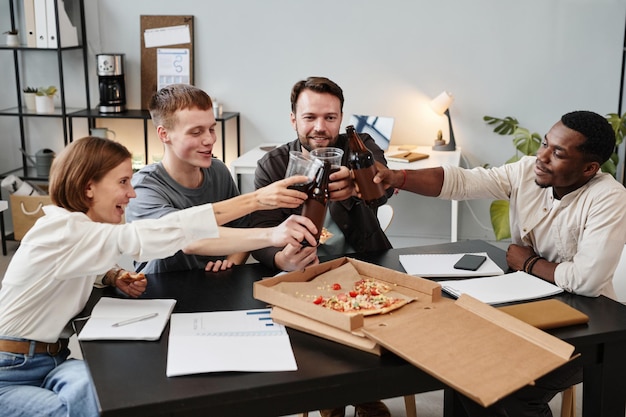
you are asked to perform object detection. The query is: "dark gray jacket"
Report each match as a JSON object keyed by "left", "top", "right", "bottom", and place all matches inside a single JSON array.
[{"left": 250, "top": 134, "right": 393, "bottom": 269}]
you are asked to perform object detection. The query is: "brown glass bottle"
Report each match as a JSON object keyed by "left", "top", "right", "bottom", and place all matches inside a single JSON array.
[
  {"left": 300, "top": 161, "right": 331, "bottom": 246},
  {"left": 346, "top": 125, "right": 386, "bottom": 206}
]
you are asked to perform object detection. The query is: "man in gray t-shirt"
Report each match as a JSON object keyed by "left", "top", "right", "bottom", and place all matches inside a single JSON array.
[
  {"left": 125, "top": 84, "right": 249, "bottom": 274},
  {"left": 126, "top": 160, "right": 247, "bottom": 274}
]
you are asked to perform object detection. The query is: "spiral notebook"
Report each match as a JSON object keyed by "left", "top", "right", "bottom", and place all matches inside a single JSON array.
[
  {"left": 78, "top": 297, "right": 176, "bottom": 341},
  {"left": 438, "top": 271, "right": 564, "bottom": 305},
  {"left": 166, "top": 309, "right": 297, "bottom": 376},
  {"left": 399, "top": 252, "right": 505, "bottom": 278}
]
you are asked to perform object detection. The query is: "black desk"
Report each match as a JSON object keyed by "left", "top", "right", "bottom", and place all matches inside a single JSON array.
[{"left": 80, "top": 240, "right": 626, "bottom": 417}]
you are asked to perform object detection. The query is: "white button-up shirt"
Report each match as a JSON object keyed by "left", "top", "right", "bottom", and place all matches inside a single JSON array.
[
  {"left": 0, "top": 204, "right": 218, "bottom": 342},
  {"left": 439, "top": 156, "right": 626, "bottom": 299}
]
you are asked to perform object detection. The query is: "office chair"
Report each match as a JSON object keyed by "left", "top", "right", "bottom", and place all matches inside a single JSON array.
[{"left": 377, "top": 204, "right": 394, "bottom": 232}]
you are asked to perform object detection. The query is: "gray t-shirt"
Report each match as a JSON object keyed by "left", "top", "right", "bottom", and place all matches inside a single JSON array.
[{"left": 125, "top": 159, "right": 247, "bottom": 273}]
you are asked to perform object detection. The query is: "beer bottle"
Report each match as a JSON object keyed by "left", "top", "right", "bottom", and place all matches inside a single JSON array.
[
  {"left": 346, "top": 125, "right": 386, "bottom": 206},
  {"left": 301, "top": 161, "right": 331, "bottom": 246}
]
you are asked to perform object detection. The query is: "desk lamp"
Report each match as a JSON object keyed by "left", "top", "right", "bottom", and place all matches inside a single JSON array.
[{"left": 431, "top": 91, "right": 456, "bottom": 151}]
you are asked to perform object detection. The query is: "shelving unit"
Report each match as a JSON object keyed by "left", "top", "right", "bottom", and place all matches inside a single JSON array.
[{"left": 0, "top": 0, "right": 90, "bottom": 181}]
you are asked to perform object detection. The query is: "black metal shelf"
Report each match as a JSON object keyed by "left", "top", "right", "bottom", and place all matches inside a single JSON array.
[
  {"left": 68, "top": 109, "right": 242, "bottom": 164},
  {"left": 4, "top": 0, "right": 90, "bottom": 170},
  {"left": 1, "top": 0, "right": 90, "bottom": 249}
]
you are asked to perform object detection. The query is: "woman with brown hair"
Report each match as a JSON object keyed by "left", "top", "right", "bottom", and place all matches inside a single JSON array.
[{"left": 0, "top": 136, "right": 315, "bottom": 416}]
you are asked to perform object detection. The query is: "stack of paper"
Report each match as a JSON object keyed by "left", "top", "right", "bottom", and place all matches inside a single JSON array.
[
  {"left": 439, "top": 271, "right": 564, "bottom": 305},
  {"left": 399, "top": 252, "right": 504, "bottom": 277},
  {"left": 77, "top": 298, "right": 176, "bottom": 341},
  {"left": 166, "top": 309, "right": 297, "bottom": 377}
]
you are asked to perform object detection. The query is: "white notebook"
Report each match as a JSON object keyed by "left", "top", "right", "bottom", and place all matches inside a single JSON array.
[
  {"left": 438, "top": 271, "right": 564, "bottom": 305},
  {"left": 167, "top": 309, "right": 297, "bottom": 377},
  {"left": 399, "top": 252, "right": 505, "bottom": 277},
  {"left": 77, "top": 297, "right": 176, "bottom": 341}
]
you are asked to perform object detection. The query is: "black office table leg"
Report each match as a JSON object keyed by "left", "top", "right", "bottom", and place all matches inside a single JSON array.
[
  {"left": 1, "top": 209, "right": 6, "bottom": 256},
  {"left": 583, "top": 339, "right": 626, "bottom": 416}
]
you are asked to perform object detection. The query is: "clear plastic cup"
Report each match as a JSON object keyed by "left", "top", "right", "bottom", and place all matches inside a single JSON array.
[
  {"left": 285, "top": 151, "right": 323, "bottom": 192},
  {"left": 310, "top": 147, "right": 344, "bottom": 172}
]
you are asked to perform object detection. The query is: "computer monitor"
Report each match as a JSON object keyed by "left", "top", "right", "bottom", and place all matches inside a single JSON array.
[{"left": 347, "top": 115, "right": 394, "bottom": 151}]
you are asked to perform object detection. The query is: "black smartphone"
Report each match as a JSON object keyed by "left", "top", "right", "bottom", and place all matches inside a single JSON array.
[{"left": 453, "top": 254, "right": 487, "bottom": 271}]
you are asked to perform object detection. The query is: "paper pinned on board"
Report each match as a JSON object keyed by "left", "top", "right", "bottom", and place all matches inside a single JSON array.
[{"left": 144, "top": 25, "right": 191, "bottom": 48}]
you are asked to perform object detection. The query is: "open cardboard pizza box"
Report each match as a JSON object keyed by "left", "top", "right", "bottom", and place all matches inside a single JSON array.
[{"left": 253, "top": 257, "right": 575, "bottom": 407}]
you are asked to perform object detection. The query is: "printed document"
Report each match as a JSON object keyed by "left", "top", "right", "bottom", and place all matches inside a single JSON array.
[
  {"left": 77, "top": 298, "right": 176, "bottom": 341},
  {"left": 438, "top": 271, "right": 564, "bottom": 305},
  {"left": 399, "top": 252, "right": 504, "bottom": 277},
  {"left": 166, "top": 309, "right": 297, "bottom": 377}
]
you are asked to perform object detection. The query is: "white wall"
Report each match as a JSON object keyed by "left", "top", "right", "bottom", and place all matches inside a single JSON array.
[{"left": 1, "top": 0, "right": 625, "bottom": 242}]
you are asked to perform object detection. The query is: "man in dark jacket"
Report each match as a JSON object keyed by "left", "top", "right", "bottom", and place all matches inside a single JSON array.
[
  {"left": 251, "top": 76, "right": 394, "bottom": 417},
  {"left": 251, "top": 76, "right": 393, "bottom": 273}
]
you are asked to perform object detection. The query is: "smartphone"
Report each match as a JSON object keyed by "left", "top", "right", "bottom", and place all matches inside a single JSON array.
[{"left": 453, "top": 254, "right": 487, "bottom": 271}]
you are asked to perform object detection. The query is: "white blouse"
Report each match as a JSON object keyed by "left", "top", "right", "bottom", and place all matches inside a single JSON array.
[{"left": 0, "top": 204, "right": 218, "bottom": 342}]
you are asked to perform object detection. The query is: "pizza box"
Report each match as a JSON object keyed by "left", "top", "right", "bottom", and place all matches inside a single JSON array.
[
  {"left": 253, "top": 257, "right": 575, "bottom": 407},
  {"left": 255, "top": 257, "right": 442, "bottom": 332}
]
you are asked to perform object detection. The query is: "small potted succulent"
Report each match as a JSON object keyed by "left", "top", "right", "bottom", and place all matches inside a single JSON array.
[
  {"left": 35, "top": 85, "right": 58, "bottom": 114},
  {"left": 4, "top": 29, "right": 19, "bottom": 47},
  {"left": 23, "top": 86, "right": 37, "bottom": 111}
]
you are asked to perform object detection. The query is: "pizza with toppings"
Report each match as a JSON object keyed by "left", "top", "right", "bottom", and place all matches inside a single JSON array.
[
  {"left": 311, "top": 278, "right": 407, "bottom": 315},
  {"left": 273, "top": 262, "right": 414, "bottom": 316}
]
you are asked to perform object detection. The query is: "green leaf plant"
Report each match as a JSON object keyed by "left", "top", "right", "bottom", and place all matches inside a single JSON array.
[
  {"left": 484, "top": 112, "right": 626, "bottom": 240},
  {"left": 36, "top": 85, "right": 58, "bottom": 97}
]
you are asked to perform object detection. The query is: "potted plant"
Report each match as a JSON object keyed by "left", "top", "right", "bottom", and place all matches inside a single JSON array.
[
  {"left": 35, "top": 85, "right": 57, "bottom": 114},
  {"left": 484, "top": 112, "right": 626, "bottom": 240},
  {"left": 4, "top": 29, "right": 19, "bottom": 47},
  {"left": 23, "top": 86, "right": 37, "bottom": 111}
]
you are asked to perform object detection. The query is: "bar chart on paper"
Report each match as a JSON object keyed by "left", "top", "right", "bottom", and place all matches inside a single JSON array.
[{"left": 166, "top": 309, "right": 297, "bottom": 377}]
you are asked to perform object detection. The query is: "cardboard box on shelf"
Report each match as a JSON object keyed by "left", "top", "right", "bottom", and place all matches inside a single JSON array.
[
  {"left": 10, "top": 184, "right": 51, "bottom": 240},
  {"left": 253, "top": 257, "right": 575, "bottom": 408}
]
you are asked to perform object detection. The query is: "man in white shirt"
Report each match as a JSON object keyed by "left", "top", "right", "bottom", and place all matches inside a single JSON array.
[{"left": 373, "top": 110, "right": 626, "bottom": 416}]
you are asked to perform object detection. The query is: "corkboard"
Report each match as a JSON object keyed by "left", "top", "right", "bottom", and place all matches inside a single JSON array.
[{"left": 140, "top": 15, "right": 194, "bottom": 109}]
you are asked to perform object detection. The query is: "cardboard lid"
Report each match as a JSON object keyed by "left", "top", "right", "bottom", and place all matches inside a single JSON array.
[{"left": 361, "top": 294, "right": 575, "bottom": 407}]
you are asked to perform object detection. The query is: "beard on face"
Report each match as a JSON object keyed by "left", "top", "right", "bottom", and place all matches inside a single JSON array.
[
  {"left": 297, "top": 128, "right": 338, "bottom": 152},
  {"left": 534, "top": 180, "right": 550, "bottom": 189}
]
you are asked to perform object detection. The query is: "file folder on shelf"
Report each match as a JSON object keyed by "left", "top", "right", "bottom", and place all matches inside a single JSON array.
[
  {"left": 34, "top": 0, "right": 48, "bottom": 47},
  {"left": 23, "top": 0, "right": 37, "bottom": 47}
]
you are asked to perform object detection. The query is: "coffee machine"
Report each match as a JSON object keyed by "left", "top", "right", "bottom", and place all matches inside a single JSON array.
[{"left": 97, "top": 53, "right": 127, "bottom": 113}]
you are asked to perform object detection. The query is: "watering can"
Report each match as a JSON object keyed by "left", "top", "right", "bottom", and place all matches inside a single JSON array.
[{"left": 19, "top": 148, "right": 56, "bottom": 177}]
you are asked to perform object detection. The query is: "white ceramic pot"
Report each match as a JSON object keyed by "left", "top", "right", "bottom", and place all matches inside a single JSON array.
[
  {"left": 6, "top": 33, "right": 19, "bottom": 47},
  {"left": 35, "top": 95, "right": 54, "bottom": 114},
  {"left": 23, "top": 92, "right": 37, "bottom": 111}
]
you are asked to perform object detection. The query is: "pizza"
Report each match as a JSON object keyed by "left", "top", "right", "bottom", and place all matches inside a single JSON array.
[
  {"left": 273, "top": 263, "right": 414, "bottom": 316},
  {"left": 311, "top": 278, "right": 406, "bottom": 315},
  {"left": 118, "top": 271, "right": 146, "bottom": 281},
  {"left": 319, "top": 227, "right": 333, "bottom": 244}
]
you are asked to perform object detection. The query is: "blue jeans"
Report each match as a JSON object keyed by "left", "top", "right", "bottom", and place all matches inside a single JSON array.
[{"left": 0, "top": 339, "right": 99, "bottom": 417}]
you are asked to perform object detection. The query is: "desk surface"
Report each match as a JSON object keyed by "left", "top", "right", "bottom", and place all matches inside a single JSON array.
[{"left": 80, "top": 240, "right": 626, "bottom": 417}]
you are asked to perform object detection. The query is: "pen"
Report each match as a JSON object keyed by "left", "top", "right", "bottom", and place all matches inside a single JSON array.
[{"left": 112, "top": 313, "right": 158, "bottom": 327}]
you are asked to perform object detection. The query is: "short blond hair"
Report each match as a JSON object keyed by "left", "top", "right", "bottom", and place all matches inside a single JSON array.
[
  {"left": 148, "top": 84, "right": 213, "bottom": 129},
  {"left": 49, "top": 136, "right": 131, "bottom": 213}
]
